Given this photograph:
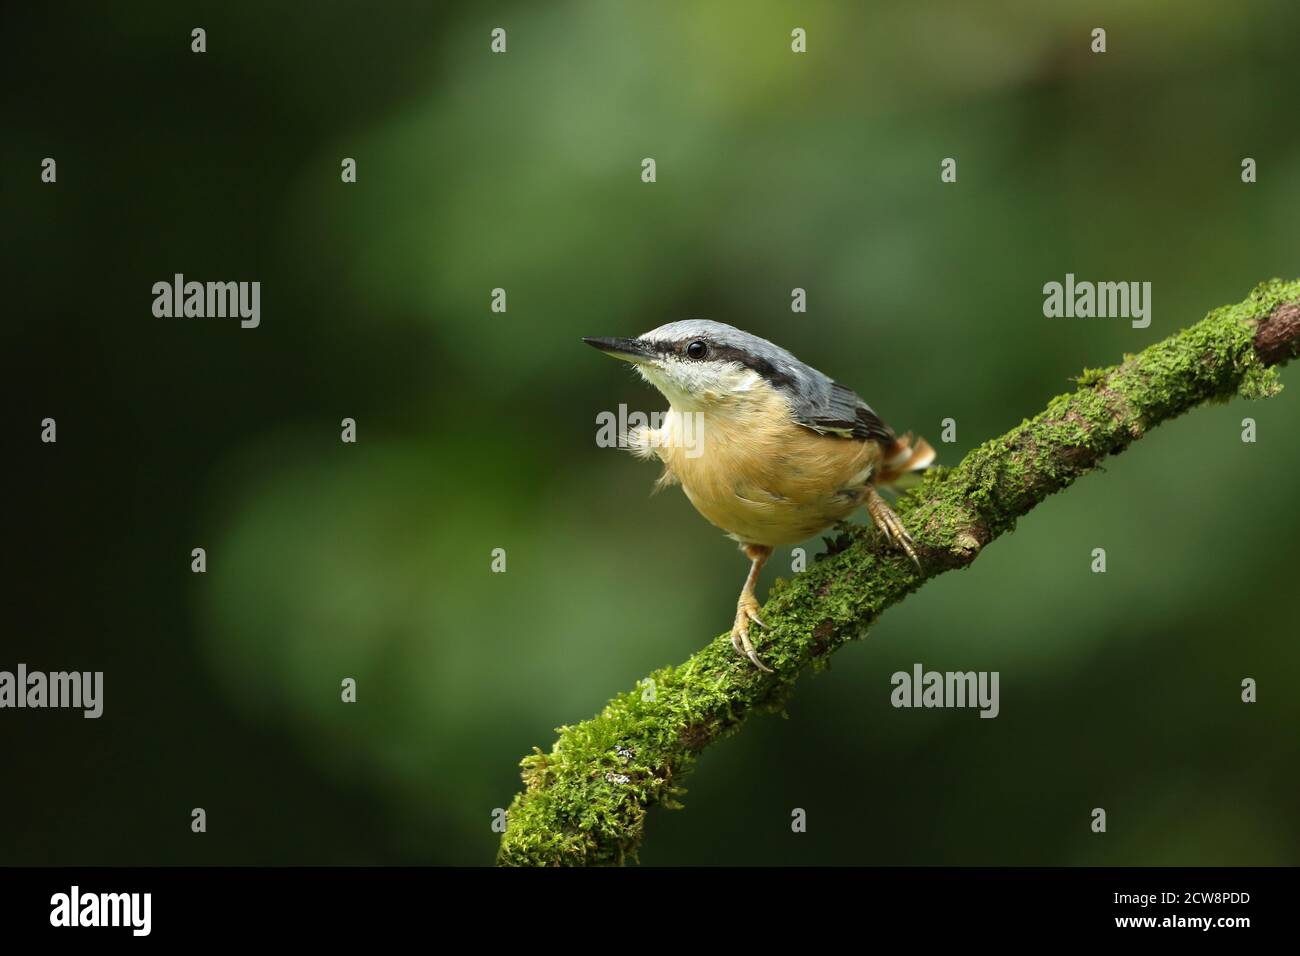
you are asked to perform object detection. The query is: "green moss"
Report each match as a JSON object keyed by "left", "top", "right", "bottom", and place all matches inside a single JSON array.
[{"left": 1240, "top": 364, "right": 1283, "bottom": 400}]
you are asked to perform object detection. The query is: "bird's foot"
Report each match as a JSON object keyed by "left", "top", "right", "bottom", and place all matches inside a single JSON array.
[
  {"left": 731, "top": 593, "right": 773, "bottom": 673},
  {"left": 866, "top": 489, "right": 922, "bottom": 571}
]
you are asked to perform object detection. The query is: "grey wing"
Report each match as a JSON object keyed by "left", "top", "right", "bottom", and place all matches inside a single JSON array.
[{"left": 790, "top": 378, "right": 896, "bottom": 444}]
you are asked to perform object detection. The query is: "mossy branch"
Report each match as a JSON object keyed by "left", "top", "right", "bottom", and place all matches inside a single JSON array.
[{"left": 498, "top": 279, "right": 1300, "bottom": 866}]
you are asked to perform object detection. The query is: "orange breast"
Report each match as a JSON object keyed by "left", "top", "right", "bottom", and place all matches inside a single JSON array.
[{"left": 657, "top": 393, "right": 883, "bottom": 546}]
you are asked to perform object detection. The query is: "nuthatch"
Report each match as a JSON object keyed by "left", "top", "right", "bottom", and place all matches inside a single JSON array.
[{"left": 584, "top": 320, "right": 934, "bottom": 672}]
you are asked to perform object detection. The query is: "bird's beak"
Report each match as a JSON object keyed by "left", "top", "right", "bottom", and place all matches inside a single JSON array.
[{"left": 582, "top": 336, "right": 656, "bottom": 364}]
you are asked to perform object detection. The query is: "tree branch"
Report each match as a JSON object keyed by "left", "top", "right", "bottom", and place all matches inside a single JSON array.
[{"left": 497, "top": 279, "right": 1300, "bottom": 866}]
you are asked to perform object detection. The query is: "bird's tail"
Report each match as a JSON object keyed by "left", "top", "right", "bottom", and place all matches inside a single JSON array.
[{"left": 876, "top": 433, "right": 936, "bottom": 486}]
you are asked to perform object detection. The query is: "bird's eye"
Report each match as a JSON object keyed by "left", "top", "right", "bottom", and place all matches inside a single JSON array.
[{"left": 686, "top": 340, "right": 708, "bottom": 359}]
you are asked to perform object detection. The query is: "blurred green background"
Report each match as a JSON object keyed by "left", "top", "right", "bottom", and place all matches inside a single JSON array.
[{"left": 5, "top": 0, "right": 1298, "bottom": 865}]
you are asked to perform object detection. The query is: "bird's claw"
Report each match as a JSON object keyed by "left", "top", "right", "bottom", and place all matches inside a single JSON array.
[
  {"left": 731, "top": 597, "right": 773, "bottom": 672},
  {"left": 866, "top": 491, "right": 923, "bottom": 571}
]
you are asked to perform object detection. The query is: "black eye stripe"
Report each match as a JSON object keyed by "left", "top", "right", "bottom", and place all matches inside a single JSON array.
[
  {"left": 643, "top": 337, "right": 800, "bottom": 393},
  {"left": 642, "top": 340, "right": 800, "bottom": 392},
  {"left": 644, "top": 339, "right": 707, "bottom": 359},
  {"left": 716, "top": 347, "right": 799, "bottom": 392}
]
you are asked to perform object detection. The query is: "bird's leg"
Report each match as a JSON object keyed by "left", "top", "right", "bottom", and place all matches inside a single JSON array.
[
  {"left": 865, "top": 486, "right": 921, "bottom": 570},
  {"left": 731, "top": 544, "right": 773, "bottom": 672}
]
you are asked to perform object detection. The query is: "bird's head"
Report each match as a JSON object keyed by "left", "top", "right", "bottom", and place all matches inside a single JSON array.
[{"left": 583, "top": 320, "right": 803, "bottom": 412}]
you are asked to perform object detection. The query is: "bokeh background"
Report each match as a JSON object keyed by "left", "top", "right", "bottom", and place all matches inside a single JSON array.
[{"left": 5, "top": 0, "right": 1299, "bottom": 865}]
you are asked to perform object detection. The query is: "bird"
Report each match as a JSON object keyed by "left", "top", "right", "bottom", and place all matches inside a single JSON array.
[{"left": 584, "top": 320, "right": 934, "bottom": 672}]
